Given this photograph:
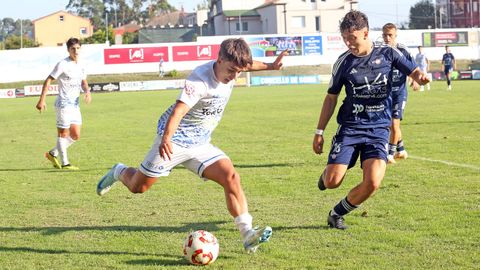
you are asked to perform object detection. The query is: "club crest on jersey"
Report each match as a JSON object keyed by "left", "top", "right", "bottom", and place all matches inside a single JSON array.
[
  {"left": 184, "top": 82, "right": 195, "bottom": 97},
  {"left": 372, "top": 58, "right": 382, "bottom": 65}
]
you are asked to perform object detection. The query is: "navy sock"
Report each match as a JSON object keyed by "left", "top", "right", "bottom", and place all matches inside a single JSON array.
[
  {"left": 397, "top": 140, "right": 405, "bottom": 152},
  {"left": 388, "top": 143, "right": 397, "bottom": 156},
  {"left": 332, "top": 197, "right": 358, "bottom": 216},
  {"left": 447, "top": 78, "right": 451, "bottom": 85}
]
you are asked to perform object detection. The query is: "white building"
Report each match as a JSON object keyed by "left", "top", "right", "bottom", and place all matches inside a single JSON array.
[{"left": 207, "top": 0, "right": 359, "bottom": 35}]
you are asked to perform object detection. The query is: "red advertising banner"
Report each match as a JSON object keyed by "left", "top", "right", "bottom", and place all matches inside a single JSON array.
[
  {"left": 104, "top": 47, "right": 168, "bottom": 64},
  {"left": 172, "top": 44, "right": 220, "bottom": 61}
]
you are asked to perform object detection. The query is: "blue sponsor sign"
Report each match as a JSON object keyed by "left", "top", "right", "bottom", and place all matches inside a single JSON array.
[
  {"left": 303, "top": 36, "right": 322, "bottom": 55},
  {"left": 251, "top": 75, "right": 321, "bottom": 86}
]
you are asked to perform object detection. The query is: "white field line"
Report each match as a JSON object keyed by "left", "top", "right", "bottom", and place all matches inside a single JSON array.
[{"left": 409, "top": 155, "right": 480, "bottom": 171}]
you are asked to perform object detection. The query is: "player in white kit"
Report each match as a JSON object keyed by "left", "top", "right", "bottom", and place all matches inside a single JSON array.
[
  {"left": 97, "top": 38, "right": 287, "bottom": 253},
  {"left": 36, "top": 38, "right": 91, "bottom": 170}
]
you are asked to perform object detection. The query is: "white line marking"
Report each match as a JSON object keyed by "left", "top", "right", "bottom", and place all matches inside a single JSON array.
[{"left": 409, "top": 155, "right": 480, "bottom": 171}]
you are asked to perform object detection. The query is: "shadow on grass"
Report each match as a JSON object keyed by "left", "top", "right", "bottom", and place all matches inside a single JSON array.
[
  {"left": 0, "top": 167, "right": 110, "bottom": 173},
  {"left": 125, "top": 258, "right": 187, "bottom": 267},
  {"left": 235, "top": 163, "right": 301, "bottom": 168},
  {"left": 0, "top": 221, "right": 227, "bottom": 235},
  {"left": 0, "top": 246, "right": 185, "bottom": 265}
]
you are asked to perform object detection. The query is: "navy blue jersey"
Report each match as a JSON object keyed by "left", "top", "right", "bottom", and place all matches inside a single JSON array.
[
  {"left": 328, "top": 43, "right": 417, "bottom": 129},
  {"left": 391, "top": 44, "right": 412, "bottom": 101},
  {"left": 442, "top": 52, "right": 455, "bottom": 67}
]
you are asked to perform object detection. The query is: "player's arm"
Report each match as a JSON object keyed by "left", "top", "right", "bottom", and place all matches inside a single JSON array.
[
  {"left": 82, "top": 79, "right": 92, "bottom": 104},
  {"left": 313, "top": 93, "right": 338, "bottom": 155},
  {"left": 36, "top": 76, "right": 54, "bottom": 112},
  {"left": 248, "top": 50, "right": 288, "bottom": 71},
  {"left": 453, "top": 56, "right": 456, "bottom": 70},
  {"left": 159, "top": 101, "right": 190, "bottom": 161}
]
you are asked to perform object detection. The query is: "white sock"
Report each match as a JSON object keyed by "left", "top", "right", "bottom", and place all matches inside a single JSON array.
[
  {"left": 234, "top": 212, "right": 253, "bottom": 239},
  {"left": 113, "top": 163, "right": 127, "bottom": 180},
  {"left": 49, "top": 147, "right": 59, "bottom": 157},
  {"left": 57, "top": 137, "right": 74, "bottom": 165}
]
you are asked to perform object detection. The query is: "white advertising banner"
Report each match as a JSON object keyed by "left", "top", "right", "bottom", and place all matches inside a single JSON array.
[
  {"left": 24, "top": 84, "right": 59, "bottom": 96},
  {"left": 0, "top": 89, "right": 16, "bottom": 98},
  {"left": 120, "top": 80, "right": 185, "bottom": 91}
]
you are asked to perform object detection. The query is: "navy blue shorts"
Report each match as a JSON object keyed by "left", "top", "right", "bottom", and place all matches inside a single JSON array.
[
  {"left": 444, "top": 66, "right": 452, "bottom": 75},
  {"left": 392, "top": 99, "right": 406, "bottom": 120},
  {"left": 391, "top": 87, "right": 407, "bottom": 120},
  {"left": 327, "top": 126, "right": 389, "bottom": 169}
]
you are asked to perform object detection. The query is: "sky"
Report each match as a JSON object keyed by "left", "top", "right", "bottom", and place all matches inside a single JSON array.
[{"left": 0, "top": 0, "right": 419, "bottom": 28}]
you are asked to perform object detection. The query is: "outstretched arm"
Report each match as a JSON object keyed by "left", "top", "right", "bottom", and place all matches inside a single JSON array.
[{"left": 248, "top": 50, "right": 288, "bottom": 71}]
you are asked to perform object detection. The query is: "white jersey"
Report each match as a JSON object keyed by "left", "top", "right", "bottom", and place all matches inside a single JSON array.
[
  {"left": 157, "top": 61, "right": 235, "bottom": 148},
  {"left": 50, "top": 57, "right": 86, "bottom": 108},
  {"left": 415, "top": 53, "right": 428, "bottom": 70}
]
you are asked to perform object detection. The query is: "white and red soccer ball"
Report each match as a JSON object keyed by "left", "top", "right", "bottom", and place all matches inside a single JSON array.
[{"left": 183, "top": 230, "right": 219, "bottom": 265}]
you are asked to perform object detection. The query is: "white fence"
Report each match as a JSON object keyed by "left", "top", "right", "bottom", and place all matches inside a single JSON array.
[{"left": 0, "top": 28, "right": 479, "bottom": 83}]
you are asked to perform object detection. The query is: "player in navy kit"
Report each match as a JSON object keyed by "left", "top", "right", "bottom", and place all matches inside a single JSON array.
[
  {"left": 442, "top": 46, "right": 456, "bottom": 90},
  {"left": 313, "top": 11, "right": 430, "bottom": 229},
  {"left": 382, "top": 23, "right": 411, "bottom": 163}
]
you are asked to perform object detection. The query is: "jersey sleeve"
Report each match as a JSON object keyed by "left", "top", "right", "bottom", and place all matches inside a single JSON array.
[
  {"left": 177, "top": 79, "right": 207, "bottom": 108},
  {"left": 391, "top": 47, "right": 417, "bottom": 76},
  {"left": 49, "top": 61, "right": 64, "bottom": 79},
  {"left": 327, "top": 55, "right": 346, "bottom": 95}
]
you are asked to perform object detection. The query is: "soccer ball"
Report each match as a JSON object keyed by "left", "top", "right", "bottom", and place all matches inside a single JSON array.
[{"left": 183, "top": 230, "right": 219, "bottom": 265}]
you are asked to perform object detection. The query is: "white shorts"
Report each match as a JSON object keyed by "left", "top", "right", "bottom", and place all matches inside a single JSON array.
[
  {"left": 139, "top": 135, "right": 229, "bottom": 179},
  {"left": 56, "top": 106, "right": 82, "bottom": 129}
]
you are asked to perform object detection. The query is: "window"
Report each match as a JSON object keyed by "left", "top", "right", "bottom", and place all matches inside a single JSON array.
[
  {"left": 80, "top": 27, "right": 87, "bottom": 35},
  {"left": 59, "top": 15, "right": 64, "bottom": 22},
  {"left": 291, "top": 16, "right": 305, "bottom": 28},
  {"left": 315, "top": 16, "right": 320, "bottom": 31},
  {"left": 236, "top": 22, "right": 248, "bottom": 32}
]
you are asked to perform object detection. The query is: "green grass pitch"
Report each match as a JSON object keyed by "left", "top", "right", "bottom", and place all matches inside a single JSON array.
[{"left": 0, "top": 81, "right": 479, "bottom": 269}]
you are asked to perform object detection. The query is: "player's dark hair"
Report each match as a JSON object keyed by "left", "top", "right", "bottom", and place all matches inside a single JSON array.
[
  {"left": 340, "top": 10, "right": 369, "bottom": 32},
  {"left": 66, "top": 37, "right": 81, "bottom": 49},
  {"left": 382, "top": 23, "right": 397, "bottom": 31},
  {"left": 218, "top": 38, "right": 253, "bottom": 68}
]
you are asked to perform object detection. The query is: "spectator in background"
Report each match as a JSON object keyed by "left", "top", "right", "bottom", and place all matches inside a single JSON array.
[
  {"left": 159, "top": 56, "right": 165, "bottom": 77},
  {"left": 442, "top": 46, "right": 456, "bottom": 90},
  {"left": 415, "top": 46, "right": 430, "bottom": 91}
]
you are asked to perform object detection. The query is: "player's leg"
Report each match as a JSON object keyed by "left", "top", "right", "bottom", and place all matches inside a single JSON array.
[
  {"left": 318, "top": 163, "right": 348, "bottom": 190},
  {"left": 97, "top": 135, "right": 186, "bottom": 196},
  {"left": 347, "top": 158, "right": 386, "bottom": 205},
  {"left": 201, "top": 158, "right": 272, "bottom": 253},
  {"left": 328, "top": 128, "right": 388, "bottom": 230},
  {"left": 318, "top": 128, "right": 356, "bottom": 190},
  {"left": 388, "top": 119, "right": 401, "bottom": 164},
  {"left": 445, "top": 69, "right": 451, "bottom": 90}
]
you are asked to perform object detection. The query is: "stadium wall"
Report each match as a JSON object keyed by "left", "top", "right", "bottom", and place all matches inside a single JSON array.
[{"left": 0, "top": 28, "right": 479, "bottom": 83}]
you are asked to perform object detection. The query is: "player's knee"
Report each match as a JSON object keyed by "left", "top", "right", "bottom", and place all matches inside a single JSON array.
[
  {"left": 130, "top": 183, "right": 151, "bottom": 193},
  {"left": 363, "top": 180, "right": 381, "bottom": 194},
  {"left": 324, "top": 173, "right": 344, "bottom": 189},
  {"left": 223, "top": 172, "right": 241, "bottom": 189},
  {"left": 70, "top": 134, "right": 80, "bottom": 141}
]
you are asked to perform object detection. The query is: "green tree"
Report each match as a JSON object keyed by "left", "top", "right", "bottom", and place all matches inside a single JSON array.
[
  {"left": 82, "top": 26, "right": 114, "bottom": 44},
  {"left": 409, "top": 0, "right": 435, "bottom": 29},
  {"left": 66, "top": 0, "right": 105, "bottom": 29},
  {"left": 4, "top": 34, "right": 40, "bottom": 49}
]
